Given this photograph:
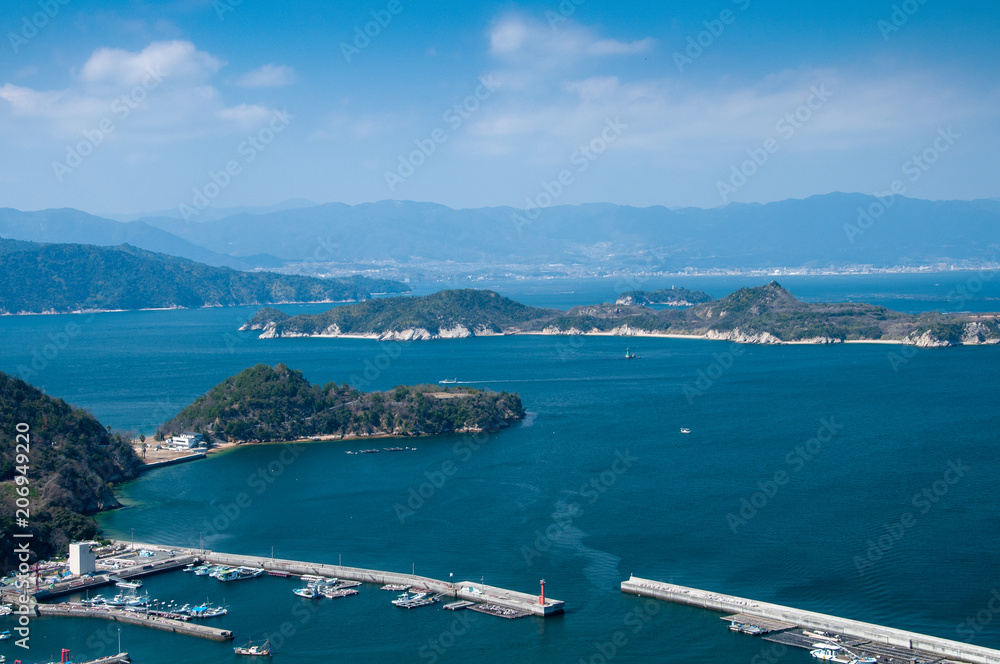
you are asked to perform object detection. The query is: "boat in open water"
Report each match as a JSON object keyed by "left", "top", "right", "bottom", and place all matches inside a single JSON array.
[{"left": 234, "top": 638, "right": 271, "bottom": 656}]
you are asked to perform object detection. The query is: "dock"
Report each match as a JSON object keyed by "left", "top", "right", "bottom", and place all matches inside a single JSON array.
[
  {"left": 120, "top": 541, "right": 564, "bottom": 617},
  {"left": 35, "top": 604, "right": 233, "bottom": 641},
  {"left": 621, "top": 576, "right": 1000, "bottom": 664}
]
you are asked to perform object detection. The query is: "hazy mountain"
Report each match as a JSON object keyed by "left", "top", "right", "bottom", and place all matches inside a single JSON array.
[
  {"left": 107, "top": 198, "right": 317, "bottom": 223},
  {"left": 134, "top": 194, "right": 1000, "bottom": 269},
  {"left": 4, "top": 194, "right": 998, "bottom": 275},
  {"left": 0, "top": 207, "right": 283, "bottom": 269}
]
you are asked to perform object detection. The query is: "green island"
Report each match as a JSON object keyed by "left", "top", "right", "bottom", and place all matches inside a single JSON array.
[
  {"left": 245, "top": 282, "right": 1000, "bottom": 346},
  {"left": 160, "top": 363, "right": 525, "bottom": 442},
  {"left": 616, "top": 287, "right": 714, "bottom": 306},
  {"left": 0, "top": 238, "right": 409, "bottom": 314},
  {"left": 0, "top": 371, "right": 142, "bottom": 571}
]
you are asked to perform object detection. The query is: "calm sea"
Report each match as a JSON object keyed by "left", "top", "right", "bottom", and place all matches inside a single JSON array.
[{"left": 1, "top": 274, "right": 998, "bottom": 664}]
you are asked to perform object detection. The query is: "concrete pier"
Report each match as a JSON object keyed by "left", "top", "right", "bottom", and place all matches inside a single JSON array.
[
  {"left": 621, "top": 576, "right": 1000, "bottom": 664},
  {"left": 122, "top": 541, "right": 564, "bottom": 617},
  {"left": 36, "top": 604, "right": 233, "bottom": 641}
]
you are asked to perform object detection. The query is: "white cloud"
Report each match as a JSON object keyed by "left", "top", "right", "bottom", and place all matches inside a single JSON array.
[
  {"left": 80, "top": 40, "right": 223, "bottom": 86},
  {"left": 234, "top": 63, "right": 296, "bottom": 88},
  {"left": 0, "top": 40, "right": 282, "bottom": 143}
]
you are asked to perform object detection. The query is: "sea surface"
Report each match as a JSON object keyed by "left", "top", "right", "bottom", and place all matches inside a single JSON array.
[{"left": 1, "top": 274, "right": 998, "bottom": 664}]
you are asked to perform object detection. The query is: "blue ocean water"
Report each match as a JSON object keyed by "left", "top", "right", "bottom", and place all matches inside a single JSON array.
[{"left": 1, "top": 275, "right": 998, "bottom": 664}]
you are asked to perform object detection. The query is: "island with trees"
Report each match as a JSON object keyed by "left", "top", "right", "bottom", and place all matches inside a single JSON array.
[
  {"left": 159, "top": 363, "right": 526, "bottom": 443},
  {"left": 243, "top": 283, "right": 1000, "bottom": 346}
]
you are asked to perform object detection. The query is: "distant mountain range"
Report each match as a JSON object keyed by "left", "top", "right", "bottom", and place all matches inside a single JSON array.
[
  {"left": 2, "top": 194, "right": 999, "bottom": 276},
  {"left": 0, "top": 239, "right": 408, "bottom": 315},
  {"left": 243, "top": 284, "right": 1000, "bottom": 346}
]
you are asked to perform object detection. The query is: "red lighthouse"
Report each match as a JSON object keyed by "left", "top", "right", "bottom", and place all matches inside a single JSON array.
[{"left": 539, "top": 579, "right": 546, "bottom": 605}]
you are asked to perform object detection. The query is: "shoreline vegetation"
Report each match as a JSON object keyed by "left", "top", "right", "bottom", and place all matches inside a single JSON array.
[{"left": 242, "top": 283, "right": 1000, "bottom": 347}]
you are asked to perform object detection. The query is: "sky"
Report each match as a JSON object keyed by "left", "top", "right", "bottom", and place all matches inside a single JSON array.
[{"left": 0, "top": 0, "right": 997, "bottom": 215}]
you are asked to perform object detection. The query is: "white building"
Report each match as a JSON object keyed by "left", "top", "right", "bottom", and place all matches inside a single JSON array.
[
  {"left": 168, "top": 432, "right": 205, "bottom": 449},
  {"left": 69, "top": 542, "right": 96, "bottom": 576}
]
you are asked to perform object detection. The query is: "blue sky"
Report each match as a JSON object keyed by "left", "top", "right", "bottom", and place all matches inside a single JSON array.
[{"left": 1, "top": 0, "right": 997, "bottom": 215}]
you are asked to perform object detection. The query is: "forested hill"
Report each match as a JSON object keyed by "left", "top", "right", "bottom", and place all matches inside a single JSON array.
[
  {"left": 0, "top": 238, "right": 409, "bottom": 314},
  {"left": 0, "top": 372, "right": 142, "bottom": 572},
  {"left": 161, "top": 363, "right": 526, "bottom": 442},
  {"left": 616, "top": 287, "right": 714, "bottom": 306}
]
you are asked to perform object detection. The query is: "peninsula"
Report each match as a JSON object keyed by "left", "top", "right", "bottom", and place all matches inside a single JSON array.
[
  {"left": 0, "top": 238, "right": 409, "bottom": 315},
  {"left": 243, "top": 283, "right": 1000, "bottom": 346}
]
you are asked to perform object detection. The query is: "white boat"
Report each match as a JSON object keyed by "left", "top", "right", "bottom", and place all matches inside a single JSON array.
[
  {"left": 680, "top": 428, "right": 691, "bottom": 434},
  {"left": 810, "top": 645, "right": 849, "bottom": 662},
  {"left": 0, "top": 630, "right": 11, "bottom": 640},
  {"left": 234, "top": 639, "right": 271, "bottom": 656},
  {"left": 115, "top": 579, "right": 143, "bottom": 589},
  {"left": 438, "top": 378, "right": 458, "bottom": 384},
  {"left": 187, "top": 603, "right": 227, "bottom": 618},
  {"left": 292, "top": 587, "right": 319, "bottom": 599}
]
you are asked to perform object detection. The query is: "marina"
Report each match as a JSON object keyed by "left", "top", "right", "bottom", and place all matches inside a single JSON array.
[
  {"left": 112, "top": 541, "right": 565, "bottom": 617},
  {"left": 622, "top": 577, "right": 1000, "bottom": 664}
]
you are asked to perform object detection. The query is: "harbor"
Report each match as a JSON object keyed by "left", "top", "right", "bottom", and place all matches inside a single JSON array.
[
  {"left": 3, "top": 540, "right": 564, "bottom": 650},
  {"left": 621, "top": 576, "right": 1000, "bottom": 664},
  {"left": 128, "top": 541, "right": 565, "bottom": 617}
]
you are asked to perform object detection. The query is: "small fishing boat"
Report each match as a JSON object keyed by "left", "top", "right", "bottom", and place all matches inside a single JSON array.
[
  {"left": 114, "top": 578, "right": 142, "bottom": 589},
  {"left": 234, "top": 639, "right": 271, "bottom": 656},
  {"left": 292, "top": 587, "right": 319, "bottom": 599},
  {"left": 0, "top": 630, "right": 11, "bottom": 640},
  {"left": 438, "top": 378, "right": 458, "bottom": 384},
  {"left": 187, "top": 603, "right": 227, "bottom": 618},
  {"left": 680, "top": 428, "right": 691, "bottom": 434}
]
